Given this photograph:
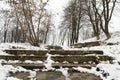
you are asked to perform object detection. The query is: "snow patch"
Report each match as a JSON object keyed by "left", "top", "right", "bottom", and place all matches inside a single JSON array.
[
  {"left": 24, "top": 60, "right": 43, "bottom": 64},
  {"left": 28, "top": 71, "right": 37, "bottom": 80},
  {"left": 0, "top": 50, "right": 10, "bottom": 55},
  {"left": 97, "top": 63, "right": 120, "bottom": 80},
  {"left": 73, "top": 67, "right": 104, "bottom": 79},
  {"left": 0, "top": 43, "right": 47, "bottom": 50},
  {"left": 0, "top": 59, "right": 37, "bottom": 80},
  {"left": 6, "top": 77, "right": 21, "bottom": 80},
  {"left": 56, "top": 67, "right": 70, "bottom": 80},
  {"left": 43, "top": 53, "right": 55, "bottom": 70}
]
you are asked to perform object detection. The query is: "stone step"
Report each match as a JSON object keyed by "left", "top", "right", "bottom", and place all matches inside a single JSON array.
[
  {"left": 49, "top": 50, "right": 103, "bottom": 55},
  {"left": 73, "top": 41, "right": 101, "bottom": 48},
  {"left": 9, "top": 71, "right": 101, "bottom": 80},
  {"left": 3, "top": 63, "right": 96, "bottom": 69},
  {"left": 0, "top": 55, "right": 113, "bottom": 64},
  {"left": 4, "top": 50, "right": 103, "bottom": 56},
  {"left": 0, "top": 56, "right": 47, "bottom": 61},
  {"left": 4, "top": 50, "right": 48, "bottom": 56},
  {"left": 51, "top": 56, "right": 113, "bottom": 64}
]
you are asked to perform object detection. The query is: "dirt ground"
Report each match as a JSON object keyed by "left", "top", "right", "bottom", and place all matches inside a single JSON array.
[{"left": 10, "top": 71, "right": 101, "bottom": 80}]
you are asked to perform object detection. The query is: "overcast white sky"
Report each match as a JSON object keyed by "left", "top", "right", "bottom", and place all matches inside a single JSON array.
[
  {"left": 47, "top": 0, "right": 70, "bottom": 13},
  {"left": 0, "top": 0, "right": 120, "bottom": 32},
  {"left": 46, "top": 0, "right": 70, "bottom": 28}
]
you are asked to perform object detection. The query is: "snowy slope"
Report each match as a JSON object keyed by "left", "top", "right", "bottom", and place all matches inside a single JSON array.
[
  {"left": 81, "top": 31, "right": 120, "bottom": 44},
  {"left": 77, "top": 31, "right": 120, "bottom": 80},
  {"left": 0, "top": 43, "right": 47, "bottom": 50}
]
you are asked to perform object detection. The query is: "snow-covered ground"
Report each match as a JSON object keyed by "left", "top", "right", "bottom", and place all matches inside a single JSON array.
[
  {"left": 0, "top": 43, "right": 47, "bottom": 50},
  {"left": 77, "top": 32, "right": 120, "bottom": 80}
]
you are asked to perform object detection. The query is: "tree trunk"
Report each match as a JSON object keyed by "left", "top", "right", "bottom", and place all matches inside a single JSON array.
[
  {"left": 104, "top": 30, "right": 111, "bottom": 39},
  {"left": 95, "top": 33, "right": 100, "bottom": 40},
  {"left": 11, "top": 30, "right": 14, "bottom": 42},
  {"left": 4, "top": 30, "right": 7, "bottom": 43},
  {"left": 44, "top": 29, "right": 49, "bottom": 44},
  {"left": 104, "top": 22, "right": 111, "bottom": 39}
]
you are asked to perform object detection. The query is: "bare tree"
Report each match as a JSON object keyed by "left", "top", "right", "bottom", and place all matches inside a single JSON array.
[
  {"left": 8, "top": 0, "right": 52, "bottom": 46},
  {"left": 100, "top": 0, "right": 116, "bottom": 39},
  {"left": 84, "top": 0, "right": 101, "bottom": 40},
  {"left": 60, "top": 0, "right": 85, "bottom": 45},
  {"left": 86, "top": 0, "right": 117, "bottom": 39},
  {"left": 0, "top": 9, "right": 15, "bottom": 43},
  {"left": 71, "top": 0, "right": 117, "bottom": 41}
]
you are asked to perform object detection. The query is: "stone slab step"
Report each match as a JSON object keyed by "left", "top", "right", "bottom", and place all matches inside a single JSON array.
[
  {"left": 4, "top": 50, "right": 48, "bottom": 56},
  {"left": 73, "top": 41, "right": 101, "bottom": 48},
  {"left": 9, "top": 71, "right": 101, "bottom": 80},
  {"left": 0, "top": 55, "right": 113, "bottom": 63},
  {"left": 0, "top": 56, "right": 47, "bottom": 61},
  {"left": 49, "top": 50, "right": 103, "bottom": 55},
  {"left": 4, "top": 50, "right": 103, "bottom": 56},
  {"left": 51, "top": 56, "right": 113, "bottom": 63},
  {"left": 3, "top": 63, "right": 96, "bottom": 69}
]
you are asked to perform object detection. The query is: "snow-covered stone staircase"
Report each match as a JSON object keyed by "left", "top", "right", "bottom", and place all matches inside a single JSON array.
[
  {"left": 0, "top": 50, "right": 113, "bottom": 80},
  {"left": 1, "top": 50, "right": 113, "bottom": 69}
]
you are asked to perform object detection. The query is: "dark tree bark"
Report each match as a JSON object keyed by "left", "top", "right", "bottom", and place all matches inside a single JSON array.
[
  {"left": 3, "top": 30, "right": 7, "bottom": 43},
  {"left": 61, "top": 0, "right": 85, "bottom": 45}
]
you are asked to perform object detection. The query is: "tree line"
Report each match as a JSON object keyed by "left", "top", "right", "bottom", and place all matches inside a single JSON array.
[
  {"left": 0, "top": 0, "right": 53, "bottom": 46},
  {"left": 0, "top": 0, "right": 118, "bottom": 46},
  {"left": 60, "top": 0, "right": 117, "bottom": 45}
]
